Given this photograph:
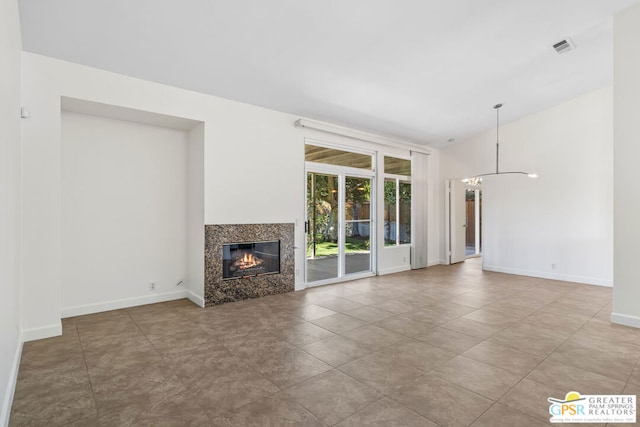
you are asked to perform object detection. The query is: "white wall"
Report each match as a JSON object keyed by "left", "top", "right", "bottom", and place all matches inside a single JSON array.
[
  {"left": 426, "top": 150, "right": 443, "bottom": 266},
  {"left": 61, "top": 111, "right": 189, "bottom": 315},
  {"left": 612, "top": 3, "right": 640, "bottom": 328},
  {"left": 21, "top": 53, "right": 440, "bottom": 338},
  {"left": 186, "top": 123, "right": 205, "bottom": 306},
  {"left": 441, "top": 87, "right": 613, "bottom": 286},
  {"left": 0, "top": 0, "right": 22, "bottom": 424}
]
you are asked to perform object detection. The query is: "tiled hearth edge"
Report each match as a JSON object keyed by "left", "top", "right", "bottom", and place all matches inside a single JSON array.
[{"left": 204, "top": 223, "right": 295, "bottom": 306}]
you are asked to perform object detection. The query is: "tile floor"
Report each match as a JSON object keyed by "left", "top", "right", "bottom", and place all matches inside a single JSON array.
[{"left": 10, "top": 258, "right": 640, "bottom": 426}]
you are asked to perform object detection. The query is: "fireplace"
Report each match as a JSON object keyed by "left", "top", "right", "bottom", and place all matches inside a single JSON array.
[
  {"left": 205, "top": 223, "right": 293, "bottom": 306},
  {"left": 222, "top": 241, "right": 280, "bottom": 280}
]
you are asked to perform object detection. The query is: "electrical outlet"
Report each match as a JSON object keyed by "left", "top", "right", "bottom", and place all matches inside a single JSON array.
[
  {"left": 551, "top": 263, "right": 557, "bottom": 270},
  {"left": 403, "top": 257, "right": 407, "bottom": 263},
  {"left": 150, "top": 282, "right": 156, "bottom": 291}
]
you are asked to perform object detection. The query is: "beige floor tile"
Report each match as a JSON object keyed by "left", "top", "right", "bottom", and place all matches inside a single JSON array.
[
  {"left": 146, "top": 328, "right": 224, "bottom": 355},
  {"left": 309, "top": 312, "right": 368, "bottom": 334},
  {"left": 335, "top": 397, "right": 437, "bottom": 426},
  {"left": 462, "top": 307, "right": 523, "bottom": 326},
  {"left": 485, "top": 298, "right": 542, "bottom": 318},
  {"left": 341, "top": 324, "right": 408, "bottom": 350},
  {"left": 78, "top": 332, "right": 151, "bottom": 355},
  {"left": 377, "top": 340, "right": 457, "bottom": 372},
  {"left": 470, "top": 403, "right": 549, "bottom": 427},
  {"left": 375, "top": 315, "right": 435, "bottom": 338},
  {"left": 14, "top": 265, "right": 640, "bottom": 427},
  {"left": 343, "top": 292, "right": 389, "bottom": 306},
  {"left": 488, "top": 323, "right": 566, "bottom": 357},
  {"left": 628, "top": 363, "right": 640, "bottom": 386},
  {"left": 90, "top": 365, "right": 186, "bottom": 413},
  {"left": 433, "top": 355, "right": 523, "bottom": 400},
  {"left": 519, "top": 310, "right": 591, "bottom": 335},
  {"left": 339, "top": 352, "right": 426, "bottom": 394},
  {"left": 191, "top": 369, "right": 280, "bottom": 418},
  {"left": 315, "top": 297, "right": 365, "bottom": 312},
  {"left": 168, "top": 351, "right": 252, "bottom": 389},
  {"left": 403, "top": 307, "right": 454, "bottom": 325},
  {"left": 390, "top": 374, "right": 493, "bottom": 427},
  {"left": 499, "top": 378, "right": 564, "bottom": 422},
  {"left": 97, "top": 389, "right": 211, "bottom": 427},
  {"left": 221, "top": 332, "right": 298, "bottom": 363},
  {"left": 275, "top": 322, "right": 336, "bottom": 346},
  {"left": 579, "top": 318, "right": 640, "bottom": 345},
  {"left": 16, "top": 350, "right": 88, "bottom": 383},
  {"left": 10, "top": 375, "right": 97, "bottom": 426},
  {"left": 75, "top": 315, "right": 143, "bottom": 339},
  {"left": 301, "top": 335, "right": 371, "bottom": 367},
  {"left": 440, "top": 317, "right": 505, "bottom": 339},
  {"left": 323, "top": 284, "right": 373, "bottom": 297},
  {"left": 547, "top": 335, "right": 639, "bottom": 381},
  {"left": 216, "top": 392, "right": 324, "bottom": 427},
  {"left": 444, "top": 293, "right": 500, "bottom": 309},
  {"left": 414, "top": 326, "right": 483, "bottom": 354},
  {"left": 285, "top": 369, "right": 381, "bottom": 425},
  {"left": 254, "top": 348, "right": 332, "bottom": 387},
  {"left": 84, "top": 341, "right": 165, "bottom": 373},
  {"left": 344, "top": 306, "right": 395, "bottom": 323},
  {"left": 368, "top": 300, "right": 415, "bottom": 314},
  {"left": 462, "top": 341, "right": 546, "bottom": 376},
  {"left": 526, "top": 359, "right": 626, "bottom": 395},
  {"left": 293, "top": 303, "right": 338, "bottom": 321}
]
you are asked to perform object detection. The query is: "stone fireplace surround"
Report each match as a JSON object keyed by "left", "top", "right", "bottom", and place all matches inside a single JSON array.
[{"left": 204, "top": 223, "right": 294, "bottom": 306}]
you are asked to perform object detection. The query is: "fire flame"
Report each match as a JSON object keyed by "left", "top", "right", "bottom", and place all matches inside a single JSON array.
[{"left": 236, "top": 252, "right": 262, "bottom": 269}]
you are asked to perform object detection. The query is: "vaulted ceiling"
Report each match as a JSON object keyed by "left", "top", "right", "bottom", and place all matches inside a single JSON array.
[{"left": 17, "top": 0, "right": 639, "bottom": 147}]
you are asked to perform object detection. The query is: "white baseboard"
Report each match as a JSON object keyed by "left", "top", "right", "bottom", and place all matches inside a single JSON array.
[
  {"left": 379, "top": 265, "right": 411, "bottom": 275},
  {"left": 429, "top": 259, "right": 447, "bottom": 267},
  {"left": 0, "top": 338, "right": 23, "bottom": 427},
  {"left": 482, "top": 264, "right": 613, "bottom": 287},
  {"left": 186, "top": 290, "right": 205, "bottom": 308},
  {"left": 60, "top": 290, "right": 189, "bottom": 318},
  {"left": 22, "top": 322, "right": 62, "bottom": 342},
  {"left": 611, "top": 312, "right": 640, "bottom": 329}
]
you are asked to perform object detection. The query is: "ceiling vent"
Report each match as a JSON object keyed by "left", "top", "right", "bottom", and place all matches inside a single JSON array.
[{"left": 552, "top": 38, "right": 575, "bottom": 54}]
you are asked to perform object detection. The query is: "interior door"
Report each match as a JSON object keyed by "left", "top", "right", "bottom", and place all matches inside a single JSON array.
[{"left": 449, "top": 179, "right": 466, "bottom": 264}]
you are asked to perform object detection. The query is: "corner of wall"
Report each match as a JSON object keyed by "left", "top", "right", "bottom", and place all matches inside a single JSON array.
[{"left": 0, "top": 338, "right": 23, "bottom": 427}]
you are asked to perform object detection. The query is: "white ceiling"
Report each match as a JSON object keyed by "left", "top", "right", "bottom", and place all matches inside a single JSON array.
[{"left": 17, "top": 0, "right": 639, "bottom": 148}]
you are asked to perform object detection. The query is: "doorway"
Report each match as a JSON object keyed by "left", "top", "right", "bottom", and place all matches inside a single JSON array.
[
  {"left": 306, "top": 170, "right": 375, "bottom": 284},
  {"left": 465, "top": 187, "right": 482, "bottom": 257}
]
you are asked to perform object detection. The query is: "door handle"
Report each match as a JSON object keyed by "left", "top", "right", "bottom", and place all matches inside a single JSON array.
[{"left": 304, "top": 220, "right": 310, "bottom": 234}]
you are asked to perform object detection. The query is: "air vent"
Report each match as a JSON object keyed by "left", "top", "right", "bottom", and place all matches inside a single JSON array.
[{"left": 552, "top": 38, "right": 575, "bottom": 54}]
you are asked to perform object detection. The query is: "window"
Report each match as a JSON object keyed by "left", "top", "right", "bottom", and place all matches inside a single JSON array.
[
  {"left": 399, "top": 181, "right": 411, "bottom": 244},
  {"left": 306, "top": 144, "right": 373, "bottom": 170},
  {"left": 384, "top": 156, "right": 411, "bottom": 175},
  {"left": 384, "top": 179, "right": 397, "bottom": 246},
  {"left": 384, "top": 156, "right": 411, "bottom": 246}
]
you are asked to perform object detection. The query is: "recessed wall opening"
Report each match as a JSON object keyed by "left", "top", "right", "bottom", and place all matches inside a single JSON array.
[{"left": 60, "top": 97, "right": 205, "bottom": 315}]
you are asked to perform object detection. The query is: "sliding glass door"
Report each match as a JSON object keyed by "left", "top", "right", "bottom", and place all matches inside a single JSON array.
[
  {"left": 306, "top": 172, "right": 339, "bottom": 282},
  {"left": 344, "top": 176, "right": 371, "bottom": 275},
  {"left": 306, "top": 170, "right": 374, "bottom": 284}
]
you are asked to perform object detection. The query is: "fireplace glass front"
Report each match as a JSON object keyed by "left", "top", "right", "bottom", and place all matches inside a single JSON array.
[{"left": 222, "top": 241, "right": 280, "bottom": 280}]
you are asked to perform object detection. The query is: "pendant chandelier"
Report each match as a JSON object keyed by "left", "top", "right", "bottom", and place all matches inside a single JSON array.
[{"left": 475, "top": 103, "right": 537, "bottom": 179}]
